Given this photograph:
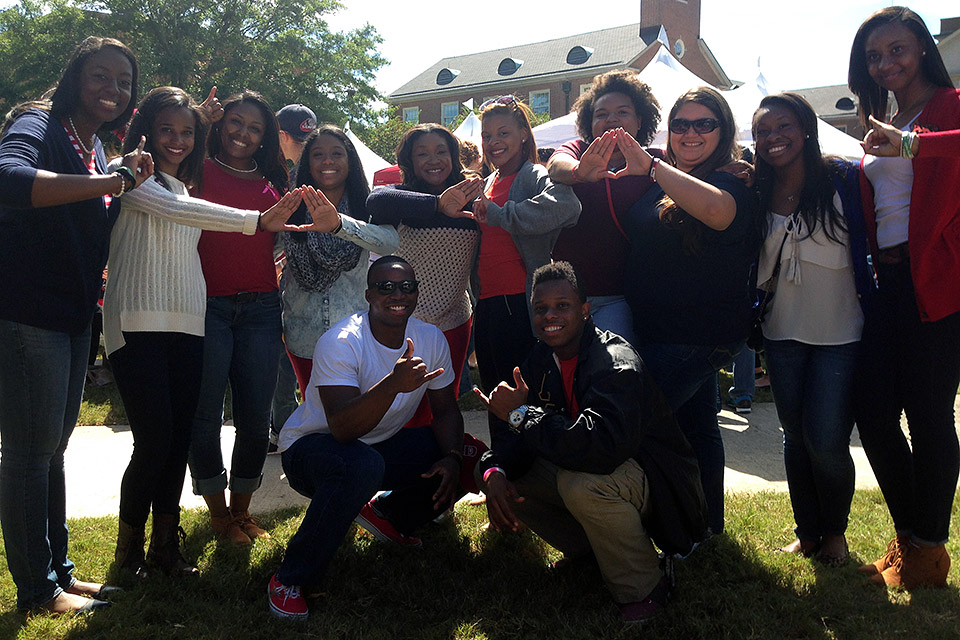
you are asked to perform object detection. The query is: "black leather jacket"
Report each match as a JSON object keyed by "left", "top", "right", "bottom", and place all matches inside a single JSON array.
[{"left": 478, "top": 321, "right": 709, "bottom": 555}]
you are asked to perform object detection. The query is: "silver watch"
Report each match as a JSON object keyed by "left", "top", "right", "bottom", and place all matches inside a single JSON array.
[{"left": 508, "top": 405, "right": 529, "bottom": 428}]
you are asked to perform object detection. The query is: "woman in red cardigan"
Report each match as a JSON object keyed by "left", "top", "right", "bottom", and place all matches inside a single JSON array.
[{"left": 848, "top": 5, "right": 960, "bottom": 590}]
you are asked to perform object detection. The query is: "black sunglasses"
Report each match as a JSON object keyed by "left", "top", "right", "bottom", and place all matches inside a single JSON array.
[
  {"left": 669, "top": 117, "right": 721, "bottom": 135},
  {"left": 479, "top": 95, "right": 518, "bottom": 111},
  {"left": 372, "top": 280, "right": 419, "bottom": 295}
]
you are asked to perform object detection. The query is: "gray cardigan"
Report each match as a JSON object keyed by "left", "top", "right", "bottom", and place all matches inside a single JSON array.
[{"left": 475, "top": 160, "right": 581, "bottom": 310}]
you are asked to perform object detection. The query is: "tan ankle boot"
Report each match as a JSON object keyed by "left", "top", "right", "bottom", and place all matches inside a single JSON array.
[
  {"left": 900, "top": 543, "right": 950, "bottom": 589},
  {"left": 232, "top": 510, "right": 270, "bottom": 540},
  {"left": 859, "top": 534, "right": 909, "bottom": 576},
  {"left": 210, "top": 512, "right": 252, "bottom": 545}
]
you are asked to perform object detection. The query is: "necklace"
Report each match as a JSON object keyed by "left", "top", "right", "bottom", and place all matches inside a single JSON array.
[
  {"left": 68, "top": 116, "right": 94, "bottom": 155},
  {"left": 214, "top": 155, "right": 259, "bottom": 174},
  {"left": 891, "top": 85, "right": 936, "bottom": 126}
]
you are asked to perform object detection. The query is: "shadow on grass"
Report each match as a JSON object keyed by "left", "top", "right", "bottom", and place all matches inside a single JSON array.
[{"left": 1, "top": 494, "right": 957, "bottom": 639}]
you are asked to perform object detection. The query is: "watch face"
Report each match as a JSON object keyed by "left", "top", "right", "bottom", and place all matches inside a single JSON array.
[{"left": 509, "top": 407, "right": 525, "bottom": 426}]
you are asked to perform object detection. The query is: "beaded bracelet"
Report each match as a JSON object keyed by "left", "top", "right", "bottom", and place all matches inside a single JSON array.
[{"left": 111, "top": 172, "right": 126, "bottom": 197}]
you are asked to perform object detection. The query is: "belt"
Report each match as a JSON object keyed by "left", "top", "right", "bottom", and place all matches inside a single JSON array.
[
  {"left": 228, "top": 291, "right": 265, "bottom": 304},
  {"left": 877, "top": 242, "right": 909, "bottom": 265}
]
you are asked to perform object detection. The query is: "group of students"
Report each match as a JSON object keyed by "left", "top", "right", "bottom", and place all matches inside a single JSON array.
[{"left": 0, "top": 3, "right": 957, "bottom": 619}]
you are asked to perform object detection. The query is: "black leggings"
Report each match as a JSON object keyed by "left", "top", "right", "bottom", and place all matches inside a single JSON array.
[
  {"left": 111, "top": 331, "right": 203, "bottom": 526},
  {"left": 854, "top": 262, "right": 960, "bottom": 543}
]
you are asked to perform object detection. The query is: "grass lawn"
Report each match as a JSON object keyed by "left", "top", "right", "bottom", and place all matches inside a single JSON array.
[{"left": 0, "top": 491, "right": 958, "bottom": 639}]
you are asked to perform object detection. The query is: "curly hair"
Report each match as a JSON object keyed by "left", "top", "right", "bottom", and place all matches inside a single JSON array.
[
  {"left": 573, "top": 69, "right": 661, "bottom": 145},
  {"left": 531, "top": 261, "right": 586, "bottom": 304},
  {"left": 395, "top": 123, "right": 465, "bottom": 194}
]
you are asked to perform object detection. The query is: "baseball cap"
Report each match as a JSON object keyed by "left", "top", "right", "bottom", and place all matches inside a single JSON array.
[{"left": 276, "top": 104, "right": 317, "bottom": 142}]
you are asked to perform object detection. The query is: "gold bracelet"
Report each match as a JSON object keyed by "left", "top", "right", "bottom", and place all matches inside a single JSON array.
[{"left": 111, "top": 172, "right": 126, "bottom": 197}]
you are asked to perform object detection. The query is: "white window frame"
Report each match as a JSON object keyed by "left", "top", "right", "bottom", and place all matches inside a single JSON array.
[
  {"left": 529, "top": 89, "right": 550, "bottom": 115},
  {"left": 580, "top": 84, "right": 592, "bottom": 96},
  {"left": 441, "top": 101, "right": 459, "bottom": 127},
  {"left": 402, "top": 107, "right": 419, "bottom": 123}
]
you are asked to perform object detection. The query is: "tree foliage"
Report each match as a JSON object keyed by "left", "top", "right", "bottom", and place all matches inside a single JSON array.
[
  {"left": 0, "top": 0, "right": 385, "bottom": 125},
  {"left": 352, "top": 109, "right": 416, "bottom": 165}
]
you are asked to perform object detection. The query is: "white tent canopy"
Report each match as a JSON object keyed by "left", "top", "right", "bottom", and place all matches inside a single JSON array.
[
  {"left": 453, "top": 112, "right": 483, "bottom": 150},
  {"left": 344, "top": 122, "right": 392, "bottom": 188},
  {"left": 532, "top": 45, "right": 863, "bottom": 159}
]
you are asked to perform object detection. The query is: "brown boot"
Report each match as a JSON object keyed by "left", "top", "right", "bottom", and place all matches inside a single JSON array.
[
  {"left": 229, "top": 492, "right": 269, "bottom": 540},
  {"left": 859, "top": 534, "right": 909, "bottom": 576},
  {"left": 210, "top": 512, "right": 253, "bottom": 545},
  {"left": 899, "top": 543, "right": 950, "bottom": 589},
  {"left": 147, "top": 512, "right": 199, "bottom": 577},
  {"left": 115, "top": 519, "right": 149, "bottom": 579}
]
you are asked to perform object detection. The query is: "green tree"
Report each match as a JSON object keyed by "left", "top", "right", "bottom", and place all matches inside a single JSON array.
[
  {"left": 352, "top": 110, "right": 416, "bottom": 165},
  {"left": 0, "top": 0, "right": 385, "bottom": 125}
]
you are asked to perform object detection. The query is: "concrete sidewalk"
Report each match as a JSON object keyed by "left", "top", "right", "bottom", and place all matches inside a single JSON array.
[{"left": 60, "top": 400, "right": 924, "bottom": 519}]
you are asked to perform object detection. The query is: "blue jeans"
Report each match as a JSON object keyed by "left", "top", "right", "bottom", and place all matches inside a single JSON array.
[
  {"left": 729, "top": 345, "right": 756, "bottom": 399},
  {"left": 589, "top": 295, "right": 637, "bottom": 347},
  {"left": 189, "top": 291, "right": 283, "bottom": 495},
  {"left": 764, "top": 339, "right": 857, "bottom": 540},
  {"left": 277, "top": 428, "right": 443, "bottom": 587},
  {"left": 638, "top": 340, "right": 743, "bottom": 533},
  {"left": 0, "top": 319, "right": 89, "bottom": 609}
]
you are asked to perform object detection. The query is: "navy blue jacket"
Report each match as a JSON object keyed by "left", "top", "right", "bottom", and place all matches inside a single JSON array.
[{"left": 0, "top": 108, "right": 119, "bottom": 335}]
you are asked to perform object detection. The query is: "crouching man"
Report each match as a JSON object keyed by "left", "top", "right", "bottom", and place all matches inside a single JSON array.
[
  {"left": 268, "top": 256, "right": 464, "bottom": 619},
  {"left": 475, "top": 261, "right": 708, "bottom": 623}
]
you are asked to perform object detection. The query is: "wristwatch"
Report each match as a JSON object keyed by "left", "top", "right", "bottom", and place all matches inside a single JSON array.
[{"left": 508, "top": 405, "right": 529, "bottom": 428}]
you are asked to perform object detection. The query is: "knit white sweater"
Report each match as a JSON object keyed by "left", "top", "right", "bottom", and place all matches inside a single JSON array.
[{"left": 102, "top": 167, "right": 260, "bottom": 355}]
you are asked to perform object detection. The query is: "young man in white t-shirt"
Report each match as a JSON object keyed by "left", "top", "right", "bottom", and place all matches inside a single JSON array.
[{"left": 268, "top": 256, "right": 464, "bottom": 619}]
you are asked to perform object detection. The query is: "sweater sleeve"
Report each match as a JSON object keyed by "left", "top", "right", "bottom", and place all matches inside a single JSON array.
[
  {"left": 0, "top": 111, "right": 46, "bottom": 209},
  {"left": 484, "top": 164, "right": 581, "bottom": 235},
  {"left": 110, "top": 162, "right": 260, "bottom": 235},
  {"left": 366, "top": 185, "right": 438, "bottom": 226},
  {"left": 918, "top": 129, "right": 960, "bottom": 158}
]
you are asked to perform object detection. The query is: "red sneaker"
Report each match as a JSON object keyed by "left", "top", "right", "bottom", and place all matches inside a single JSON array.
[
  {"left": 354, "top": 501, "right": 423, "bottom": 548},
  {"left": 268, "top": 573, "right": 308, "bottom": 620}
]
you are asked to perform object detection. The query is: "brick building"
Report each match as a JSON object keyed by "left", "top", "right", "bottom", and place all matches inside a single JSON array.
[{"left": 388, "top": 0, "right": 731, "bottom": 126}]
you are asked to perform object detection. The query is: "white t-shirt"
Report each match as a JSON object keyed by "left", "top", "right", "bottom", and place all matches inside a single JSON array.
[
  {"left": 862, "top": 116, "right": 918, "bottom": 249},
  {"left": 277, "top": 312, "right": 454, "bottom": 451}
]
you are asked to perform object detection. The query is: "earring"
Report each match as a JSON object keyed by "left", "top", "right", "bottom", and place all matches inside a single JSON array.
[{"left": 805, "top": 135, "right": 810, "bottom": 139}]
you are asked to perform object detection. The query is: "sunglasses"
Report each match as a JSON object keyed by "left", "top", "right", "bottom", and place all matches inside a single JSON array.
[
  {"left": 479, "top": 95, "right": 518, "bottom": 111},
  {"left": 372, "top": 280, "right": 419, "bottom": 295},
  {"left": 669, "top": 117, "right": 721, "bottom": 134}
]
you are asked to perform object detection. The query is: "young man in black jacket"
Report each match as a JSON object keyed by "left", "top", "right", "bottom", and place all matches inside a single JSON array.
[{"left": 475, "top": 261, "right": 707, "bottom": 623}]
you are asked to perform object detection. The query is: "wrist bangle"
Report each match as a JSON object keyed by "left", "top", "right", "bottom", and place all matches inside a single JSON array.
[
  {"left": 110, "top": 172, "right": 126, "bottom": 197},
  {"left": 331, "top": 215, "right": 343, "bottom": 234},
  {"left": 483, "top": 467, "right": 505, "bottom": 483},
  {"left": 445, "top": 449, "right": 463, "bottom": 465},
  {"left": 115, "top": 165, "right": 136, "bottom": 190},
  {"left": 256, "top": 212, "right": 263, "bottom": 231},
  {"left": 648, "top": 157, "right": 660, "bottom": 182},
  {"left": 901, "top": 131, "right": 918, "bottom": 159}
]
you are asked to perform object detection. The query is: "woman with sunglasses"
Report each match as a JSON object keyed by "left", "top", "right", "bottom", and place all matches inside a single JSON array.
[
  {"left": 472, "top": 96, "right": 580, "bottom": 401},
  {"left": 188, "top": 90, "right": 296, "bottom": 545},
  {"left": 281, "top": 125, "right": 399, "bottom": 393},
  {"left": 367, "top": 124, "right": 481, "bottom": 399},
  {"left": 848, "top": 6, "right": 960, "bottom": 589},
  {"left": 752, "top": 93, "right": 874, "bottom": 566},
  {"left": 546, "top": 70, "right": 661, "bottom": 346},
  {"left": 618, "top": 87, "right": 760, "bottom": 534},
  {"left": 0, "top": 36, "right": 151, "bottom": 614}
]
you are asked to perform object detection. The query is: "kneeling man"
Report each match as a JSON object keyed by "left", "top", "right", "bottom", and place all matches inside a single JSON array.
[
  {"left": 476, "top": 261, "right": 707, "bottom": 623},
  {"left": 269, "top": 256, "right": 464, "bottom": 619}
]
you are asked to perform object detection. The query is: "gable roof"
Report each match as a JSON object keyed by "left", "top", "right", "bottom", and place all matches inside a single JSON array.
[
  {"left": 790, "top": 84, "right": 859, "bottom": 120},
  {"left": 388, "top": 23, "right": 647, "bottom": 99}
]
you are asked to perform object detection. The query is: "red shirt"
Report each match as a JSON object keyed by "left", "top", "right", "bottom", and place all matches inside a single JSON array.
[
  {"left": 559, "top": 355, "right": 579, "bottom": 417},
  {"left": 195, "top": 159, "right": 280, "bottom": 297},
  {"left": 478, "top": 172, "right": 526, "bottom": 299}
]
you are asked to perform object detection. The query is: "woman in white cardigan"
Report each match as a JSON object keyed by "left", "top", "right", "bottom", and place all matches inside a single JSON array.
[{"left": 103, "top": 86, "right": 324, "bottom": 578}]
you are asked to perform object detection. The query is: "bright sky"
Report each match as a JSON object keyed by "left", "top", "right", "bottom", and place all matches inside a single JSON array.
[{"left": 326, "top": 0, "right": 955, "bottom": 96}]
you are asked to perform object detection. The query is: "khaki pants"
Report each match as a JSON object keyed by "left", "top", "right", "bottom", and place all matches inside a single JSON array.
[{"left": 509, "top": 457, "right": 662, "bottom": 603}]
